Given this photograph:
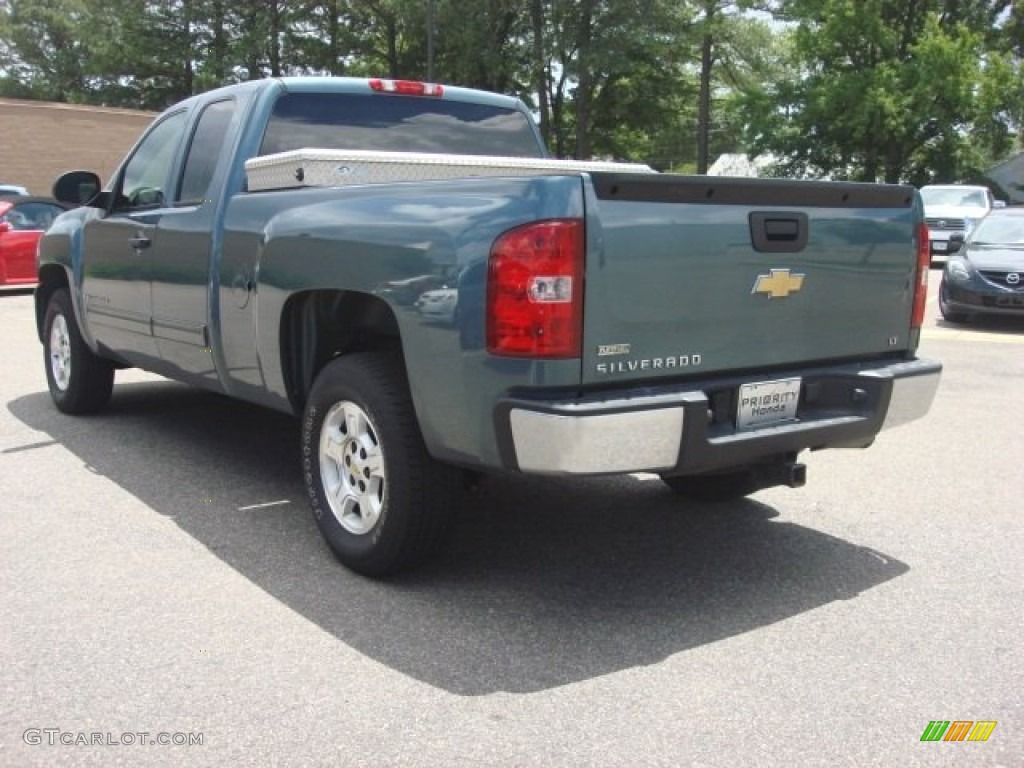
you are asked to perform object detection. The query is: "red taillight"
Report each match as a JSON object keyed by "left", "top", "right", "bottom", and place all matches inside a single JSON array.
[
  {"left": 911, "top": 220, "right": 930, "bottom": 329},
  {"left": 368, "top": 78, "right": 444, "bottom": 97},
  {"left": 487, "top": 220, "right": 584, "bottom": 358}
]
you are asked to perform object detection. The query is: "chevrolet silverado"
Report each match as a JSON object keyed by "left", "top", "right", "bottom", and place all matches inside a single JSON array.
[{"left": 37, "top": 77, "right": 941, "bottom": 575}]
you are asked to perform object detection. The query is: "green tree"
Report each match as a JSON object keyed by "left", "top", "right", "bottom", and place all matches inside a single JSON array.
[
  {"left": 740, "top": 0, "right": 1015, "bottom": 183},
  {"left": 0, "top": 0, "right": 102, "bottom": 102},
  {"left": 529, "top": 0, "right": 697, "bottom": 161}
]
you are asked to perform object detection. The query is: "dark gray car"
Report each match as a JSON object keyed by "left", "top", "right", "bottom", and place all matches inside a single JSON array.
[{"left": 939, "top": 207, "right": 1024, "bottom": 322}]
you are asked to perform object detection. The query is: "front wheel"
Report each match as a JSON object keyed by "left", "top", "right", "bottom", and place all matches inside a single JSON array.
[
  {"left": 301, "top": 351, "right": 461, "bottom": 576},
  {"left": 938, "top": 280, "right": 969, "bottom": 323},
  {"left": 43, "top": 288, "right": 114, "bottom": 414}
]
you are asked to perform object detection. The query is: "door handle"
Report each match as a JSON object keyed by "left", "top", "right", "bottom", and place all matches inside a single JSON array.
[
  {"left": 129, "top": 235, "right": 151, "bottom": 250},
  {"left": 749, "top": 212, "right": 809, "bottom": 253}
]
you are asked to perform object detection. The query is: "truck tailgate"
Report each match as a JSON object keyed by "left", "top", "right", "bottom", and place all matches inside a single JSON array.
[{"left": 581, "top": 174, "right": 919, "bottom": 386}]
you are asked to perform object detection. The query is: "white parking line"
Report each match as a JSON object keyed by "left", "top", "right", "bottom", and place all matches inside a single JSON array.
[{"left": 237, "top": 500, "right": 292, "bottom": 511}]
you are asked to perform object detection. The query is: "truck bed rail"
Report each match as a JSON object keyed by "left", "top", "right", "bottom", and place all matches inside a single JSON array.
[{"left": 245, "top": 149, "right": 654, "bottom": 191}]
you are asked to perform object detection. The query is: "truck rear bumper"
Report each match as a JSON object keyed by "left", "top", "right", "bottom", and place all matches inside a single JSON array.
[{"left": 497, "top": 358, "right": 941, "bottom": 476}]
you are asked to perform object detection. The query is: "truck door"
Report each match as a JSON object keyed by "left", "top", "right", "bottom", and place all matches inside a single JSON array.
[
  {"left": 80, "top": 111, "right": 188, "bottom": 362},
  {"left": 147, "top": 98, "right": 237, "bottom": 387}
]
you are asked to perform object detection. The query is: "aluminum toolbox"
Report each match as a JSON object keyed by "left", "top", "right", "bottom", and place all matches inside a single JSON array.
[{"left": 245, "top": 149, "right": 654, "bottom": 191}]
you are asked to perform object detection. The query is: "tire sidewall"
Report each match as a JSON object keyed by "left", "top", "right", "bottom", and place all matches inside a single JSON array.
[
  {"left": 301, "top": 360, "right": 408, "bottom": 570},
  {"left": 43, "top": 290, "right": 79, "bottom": 409},
  {"left": 938, "top": 279, "right": 967, "bottom": 323}
]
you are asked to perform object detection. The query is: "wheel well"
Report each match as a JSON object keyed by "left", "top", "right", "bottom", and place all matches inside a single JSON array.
[
  {"left": 35, "top": 265, "right": 70, "bottom": 342},
  {"left": 280, "top": 290, "right": 402, "bottom": 412}
]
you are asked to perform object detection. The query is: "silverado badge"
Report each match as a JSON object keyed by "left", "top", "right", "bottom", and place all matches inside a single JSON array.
[{"left": 752, "top": 268, "right": 805, "bottom": 299}]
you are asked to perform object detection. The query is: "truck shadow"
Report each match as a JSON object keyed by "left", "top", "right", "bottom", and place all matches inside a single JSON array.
[{"left": 9, "top": 382, "right": 908, "bottom": 696}]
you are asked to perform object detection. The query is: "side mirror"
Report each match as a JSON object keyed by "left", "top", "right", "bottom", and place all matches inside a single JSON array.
[
  {"left": 947, "top": 232, "right": 966, "bottom": 253},
  {"left": 992, "top": 200, "right": 1006, "bottom": 209},
  {"left": 53, "top": 170, "right": 102, "bottom": 206},
  {"left": 0, "top": 221, "right": 11, "bottom": 235}
]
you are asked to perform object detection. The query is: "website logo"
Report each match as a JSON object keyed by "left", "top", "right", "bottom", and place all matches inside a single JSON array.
[{"left": 920, "top": 720, "right": 997, "bottom": 742}]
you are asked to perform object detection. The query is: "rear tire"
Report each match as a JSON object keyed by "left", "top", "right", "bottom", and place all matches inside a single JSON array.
[
  {"left": 43, "top": 288, "right": 114, "bottom": 414},
  {"left": 660, "top": 470, "right": 759, "bottom": 503},
  {"left": 301, "top": 351, "right": 461, "bottom": 576}
]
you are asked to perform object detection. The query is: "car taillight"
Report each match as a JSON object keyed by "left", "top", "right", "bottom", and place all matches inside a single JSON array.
[
  {"left": 368, "top": 78, "right": 444, "bottom": 97},
  {"left": 487, "top": 219, "right": 584, "bottom": 358},
  {"left": 911, "top": 220, "right": 930, "bottom": 329}
]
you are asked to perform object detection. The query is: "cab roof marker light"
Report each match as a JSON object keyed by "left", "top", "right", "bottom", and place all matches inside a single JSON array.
[{"left": 368, "top": 79, "right": 444, "bottom": 97}]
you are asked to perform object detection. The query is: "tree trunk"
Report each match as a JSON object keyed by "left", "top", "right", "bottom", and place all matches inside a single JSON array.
[
  {"left": 269, "top": 0, "right": 282, "bottom": 77},
  {"left": 212, "top": 0, "right": 227, "bottom": 82},
  {"left": 426, "top": 0, "right": 435, "bottom": 82},
  {"left": 244, "top": 1, "right": 262, "bottom": 80},
  {"left": 696, "top": 1, "right": 715, "bottom": 174},
  {"left": 182, "top": 0, "right": 194, "bottom": 97},
  {"left": 328, "top": 0, "right": 342, "bottom": 75},
  {"left": 574, "top": 0, "right": 596, "bottom": 159},
  {"left": 386, "top": 15, "right": 399, "bottom": 78},
  {"left": 551, "top": 69, "right": 568, "bottom": 157},
  {"left": 531, "top": 0, "right": 550, "bottom": 146},
  {"left": 863, "top": 139, "right": 878, "bottom": 182},
  {"left": 884, "top": 140, "right": 903, "bottom": 184}
]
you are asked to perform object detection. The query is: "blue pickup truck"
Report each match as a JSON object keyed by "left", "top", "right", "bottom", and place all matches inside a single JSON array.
[{"left": 37, "top": 77, "right": 940, "bottom": 576}]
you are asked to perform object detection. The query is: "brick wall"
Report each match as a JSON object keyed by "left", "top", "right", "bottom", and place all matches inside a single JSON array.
[{"left": 0, "top": 98, "right": 156, "bottom": 197}]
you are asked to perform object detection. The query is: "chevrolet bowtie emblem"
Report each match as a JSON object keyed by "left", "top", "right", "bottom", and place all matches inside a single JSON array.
[{"left": 752, "top": 269, "right": 805, "bottom": 299}]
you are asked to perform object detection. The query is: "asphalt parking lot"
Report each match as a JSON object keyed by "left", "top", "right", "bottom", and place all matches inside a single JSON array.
[{"left": 1, "top": 274, "right": 1022, "bottom": 767}]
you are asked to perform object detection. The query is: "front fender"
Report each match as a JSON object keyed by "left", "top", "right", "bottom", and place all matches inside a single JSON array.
[{"left": 35, "top": 208, "right": 94, "bottom": 346}]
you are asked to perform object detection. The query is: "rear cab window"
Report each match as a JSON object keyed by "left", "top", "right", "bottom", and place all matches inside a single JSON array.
[{"left": 259, "top": 92, "right": 544, "bottom": 158}]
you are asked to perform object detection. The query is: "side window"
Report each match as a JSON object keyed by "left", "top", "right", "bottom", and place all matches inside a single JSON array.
[
  {"left": 178, "top": 99, "right": 236, "bottom": 204},
  {"left": 8, "top": 202, "right": 65, "bottom": 230},
  {"left": 119, "top": 111, "right": 188, "bottom": 209}
]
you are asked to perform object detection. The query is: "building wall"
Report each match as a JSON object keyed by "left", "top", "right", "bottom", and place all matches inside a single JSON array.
[{"left": 0, "top": 98, "right": 156, "bottom": 197}]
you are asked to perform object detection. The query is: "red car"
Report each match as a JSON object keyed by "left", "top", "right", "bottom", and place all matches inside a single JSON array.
[{"left": 0, "top": 196, "right": 70, "bottom": 286}]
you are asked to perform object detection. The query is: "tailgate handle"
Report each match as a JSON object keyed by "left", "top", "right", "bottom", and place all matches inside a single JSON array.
[{"left": 749, "top": 212, "right": 808, "bottom": 253}]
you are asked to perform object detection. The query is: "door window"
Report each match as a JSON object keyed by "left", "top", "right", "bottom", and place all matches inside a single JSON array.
[
  {"left": 178, "top": 99, "right": 236, "bottom": 204},
  {"left": 119, "top": 111, "right": 188, "bottom": 209}
]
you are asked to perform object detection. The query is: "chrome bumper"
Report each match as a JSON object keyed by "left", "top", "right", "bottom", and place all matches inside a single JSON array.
[
  {"left": 502, "top": 358, "right": 941, "bottom": 476},
  {"left": 863, "top": 359, "right": 942, "bottom": 432},
  {"left": 510, "top": 403, "right": 685, "bottom": 474}
]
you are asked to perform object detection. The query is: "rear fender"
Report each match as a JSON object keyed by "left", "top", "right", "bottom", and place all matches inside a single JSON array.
[{"left": 252, "top": 175, "right": 586, "bottom": 466}]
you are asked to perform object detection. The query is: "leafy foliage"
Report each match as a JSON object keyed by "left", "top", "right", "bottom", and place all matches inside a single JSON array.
[
  {"left": 0, "top": 0, "right": 1020, "bottom": 181},
  {"left": 739, "top": 0, "right": 1022, "bottom": 183}
]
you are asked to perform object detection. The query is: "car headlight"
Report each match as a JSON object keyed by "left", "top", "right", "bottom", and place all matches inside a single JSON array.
[{"left": 946, "top": 258, "right": 972, "bottom": 282}]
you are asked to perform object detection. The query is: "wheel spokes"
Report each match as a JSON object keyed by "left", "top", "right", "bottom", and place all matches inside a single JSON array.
[
  {"left": 49, "top": 315, "right": 72, "bottom": 390},
  {"left": 319, "top": 400, "right": 386, "bottom": 535}
]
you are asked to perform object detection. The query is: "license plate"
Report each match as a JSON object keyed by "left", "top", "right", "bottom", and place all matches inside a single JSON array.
[
  {"left": 931, "top": 241, "right": 947, "bottom": 252},
  {"left": 737, "top": 378, "right": 801, "bottom": 430}
]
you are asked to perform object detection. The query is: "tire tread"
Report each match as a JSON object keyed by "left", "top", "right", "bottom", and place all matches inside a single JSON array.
[
  {"left": 303, "top": 350, "right": 460, "bottom": 576},
  {"left": 44, "top": 289, "right": 114, "bottom": 414}
]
